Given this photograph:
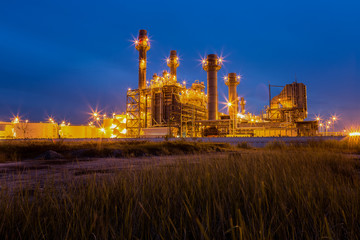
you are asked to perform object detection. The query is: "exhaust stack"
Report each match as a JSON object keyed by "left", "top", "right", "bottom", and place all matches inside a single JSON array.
[
  {"left": 225, "top": 73, "right": 240, "bottom": 118},
  {"left": 240, "top": 97, "right": 246, "bottom": 114},
  {"left": 135, "top": 29, "right": 150, "bottom": 89},
  {"left": 167, "top": 50, "right": 179, "bottom": 79},
  {"left": 202, "top": 54, "right": 222, "bottom": 120}
]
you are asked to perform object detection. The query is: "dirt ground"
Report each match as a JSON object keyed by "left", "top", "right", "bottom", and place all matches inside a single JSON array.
[{"left": 0, "top": 152, "right": 233, "bottom": 191}]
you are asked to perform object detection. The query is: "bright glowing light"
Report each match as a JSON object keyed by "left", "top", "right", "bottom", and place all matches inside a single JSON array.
[
  {"left": 121, "top": 129, "right": 127, "bottom": 134},
  {"left": 110, "top": 124, "right": 117, "bottom": 129},
  {"left": 122, "top": 118, "right": 126, "bottom": 123},
  {"left": 237, "top": 113, "right": 245, "bottom": 119},
  {"left": 316, "top": 117, "right": 320, "bottom": 121},
  {"left": 183, "top": 81, "right": 186, "bottom": 85},
  {"left": 12, "top": 117, "right": 20, "bottom": 124},
  {"left": 103, "top": 114, "right": 106, "bottom": 118},
  {"left": 128, "top": 88, "right": 131, "bottom": 91},
  {"left": 93, "top": 112, "right": 98, "bottom": 117},
  {"left": 349, "top": 132, "right": 360, "bottom": 137},
  {"left": 100, "top": 128, "right": 105, "bottom": 133},
  {"left": 328, "top": 121, "right": 331, "bottom": 124},
  {"left": 320, "top": 123, "right": 323, "bottom": 127},
  {"left": 227, "top": 102, "right": 232, "bottom": 107},
  {"left": 332, "top": 117, "right": 336, "bottom": 121},
  {"left": 96, "top": 117, "right": 100, "bottom": 121},
  {"left": 110, "top": 134, "right": 117, "bottom": 138}
]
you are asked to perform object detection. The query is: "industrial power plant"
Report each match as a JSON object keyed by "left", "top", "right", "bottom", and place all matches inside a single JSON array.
[
  {"left": 125, "top": 29, "right": 317, "bottom": 138},
  {"left": 0, "top": 29, "right": 319, "bottom": 139}
]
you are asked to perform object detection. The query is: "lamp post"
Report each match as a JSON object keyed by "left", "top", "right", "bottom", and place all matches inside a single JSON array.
[{"left": 331, "top": 116, "right": 336, "bottom": 135}]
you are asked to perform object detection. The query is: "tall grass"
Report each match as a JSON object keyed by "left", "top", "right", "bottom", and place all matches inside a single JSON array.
[
  {"left": 0, "top": 140, "right": 233, "bottom": 161},
  {"left": 0, "top": 150, "right": 359, "bottom": 239}
]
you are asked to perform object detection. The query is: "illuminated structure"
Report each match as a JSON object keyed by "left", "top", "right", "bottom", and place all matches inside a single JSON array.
[
  {"left": 202, "top": 54, "right": 222, "bottom": 120},
  {"left": 125, "top": 29, "right": 320, "bottom": 138},
  {"left": 135, "top": 29, "right": 150, "bottom": 90},
  {"left": 240, "top": 97, "right": 246, "bottom": 115},
  {"left": 224, "top": 73, "right": 240, "bottom": 118},
  {"left": 0, "top": 29, "right": 324, "bottom": 139},
  {"left": 266, "top": 82, "right": 307, "bottom": 122}
]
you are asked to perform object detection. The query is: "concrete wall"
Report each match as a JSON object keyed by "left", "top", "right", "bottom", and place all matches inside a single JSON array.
[{"left": 13, "top": 123, "right": 58, "bottom": 139}]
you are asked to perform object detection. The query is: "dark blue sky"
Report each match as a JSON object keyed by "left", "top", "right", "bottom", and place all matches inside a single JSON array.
[{"left": 0, "top": 0, "right": 359, "bottom": 129}]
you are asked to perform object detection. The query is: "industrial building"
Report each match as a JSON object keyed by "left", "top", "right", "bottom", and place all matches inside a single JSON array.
[
  {"left": 1, "top": 29, "right": 318, "bottom": 139},
  {"left": 126, "top": 29, "right": 318, "bottom": 138}
]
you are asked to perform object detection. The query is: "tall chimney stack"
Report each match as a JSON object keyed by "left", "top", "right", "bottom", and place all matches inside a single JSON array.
[
  {"left": 135, "top": 29, "right": 150, "bottom": 89},
  {"left": 167, "top": 50, "right": 179, "bottom": 79},
  {"left": 225, "top": 73, "right": 240, "bottom": 118},
  {"left": 202, "top": 54, "right": 222, "bottom": 120}
]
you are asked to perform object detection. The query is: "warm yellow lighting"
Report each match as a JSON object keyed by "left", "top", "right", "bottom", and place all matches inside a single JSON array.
[
  {"left": 122, "top": 118, "right": 126, "bottom": 123},
  {"left": 121, "top": 129, "right": 127, "bottom": 134},
  {"left": 328, "top": 121, "right": 331, "bottom": 124},
  {"left": 110, "top": 124, "right": 117, "bottom": 129},
  {"left": 316, "top": 117, "right": 320, "bottom": 121},
  {"left": 332, "top": 117, "right": 336, "bottom": 121},
  {"left": 183, "top": 81, "right": 186, "bottom": 85},
  {"left": 349, "top": 132, "right": 360, "bottom": 137},
  {"left": 100, "top": 128, "right": 105, "bottom": 133},
  {"left": 227, "top": 102, "right": 232, "bottom": 107},
  {"left": 128, "top": 88, "right": 131, "bottom": 91},
  {"left": 103, "top": 114, "right": 106, "bottom": 118},
  {"left": 93, "top": 112, "right": 98, "bottom": 117},
  {"left": 96, "top": 117, "right": 100, "bottom": 121},
  {"left": 25, "top": 120, "right": 29, "bottom": 123},
  {"left": 12, "top": 117, "right": 20, "bottom": 124},
  {"left": 319, "top": 123, "right": 323, "bottom": 127}
]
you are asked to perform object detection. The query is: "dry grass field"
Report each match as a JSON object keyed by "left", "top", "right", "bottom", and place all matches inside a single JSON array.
[{"left": 0, "top": 138, "right": 359, "bottom": 239}]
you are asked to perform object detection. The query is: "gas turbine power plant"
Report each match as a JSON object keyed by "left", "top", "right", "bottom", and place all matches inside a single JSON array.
[
  {"left": 0, "top": 29, "right": 319, "bottom": 139},
  {"left": 125, "top": 29, "right": 318, "bottom": 138}
]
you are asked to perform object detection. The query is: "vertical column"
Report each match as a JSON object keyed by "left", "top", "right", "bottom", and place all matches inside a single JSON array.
[
  {"left": 202, "top": 54, "right": 222, "bottom": 120},
  {"left": 135, "top": 29, "right": 150, "bottom": 89}
]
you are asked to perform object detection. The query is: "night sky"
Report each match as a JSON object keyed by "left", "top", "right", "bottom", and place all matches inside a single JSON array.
[{"left": 1, "top": 0, "right": 359, "bottom": 130}]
